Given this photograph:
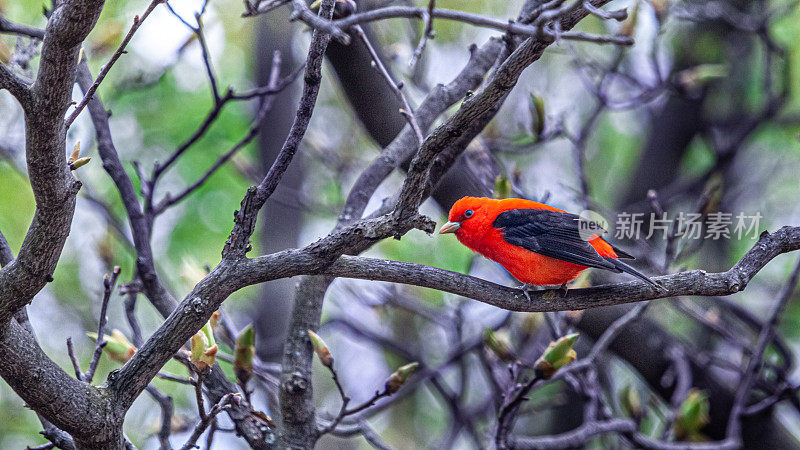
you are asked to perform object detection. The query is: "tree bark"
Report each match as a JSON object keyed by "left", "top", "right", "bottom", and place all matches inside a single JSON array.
[{"left": 279, "top": 275, "right": 333, "bottom": 449}]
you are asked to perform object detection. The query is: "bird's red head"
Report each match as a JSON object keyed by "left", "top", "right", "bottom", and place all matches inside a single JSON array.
[{"left": 439, "top": 196, "right": 498, "bottom": 238}]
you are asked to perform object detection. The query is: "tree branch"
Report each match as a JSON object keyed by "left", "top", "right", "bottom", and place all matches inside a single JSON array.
[
  {"left": 77, "top": 50, "right": 278, "bottom": 450},
  {"left": 351, "top": 25, "right": 424, "bottom": 146},
  {"left": 0, "top": 0, "right": 106, "bottom": 323},
  {"left": 222, "top": 0, "right": 337, "bottom": 260},
  {"left": 1, "top": 233, "right": 77, "bottom": 450},
  {"left": 179, "top": 393, "right": 237, "bottom": 450},
  {"left": 145, "top": 385, "right": 173, "bottom": 450},
  {"left": 726, "top": 255, "right": 800, "bottom": 441},
  {"left": 65, "top": 0, "right": 163, "bottom": 128},
  {"left": 0, "top": 15, "right": 45, "bottom": 39},
  {"left": 0, "top": 61, "right": 32, "bottom": 106},
  {"left": 84, "top": 266, "right": 122, "bottom": 383},
  {"left": 75, "top": 60, "right": 177, "bottom": 317},
  {"left": 320, "top": 226, "right": 800, "bottom": 312},
  {"left": 0, "top": 320, "right": 117, "bottom": 448},
  {"left": 509, "top": 418, "right": 636, "bottom": 449},
  {"left": 152, "top": 51, "right": 287, "bottom": 214}
]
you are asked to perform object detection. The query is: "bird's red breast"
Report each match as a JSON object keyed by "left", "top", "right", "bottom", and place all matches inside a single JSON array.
[{"left": 439, "top": 197, "right": 623, "bottom": 286}]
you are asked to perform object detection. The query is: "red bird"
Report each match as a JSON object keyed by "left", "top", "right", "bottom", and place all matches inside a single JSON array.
[{"left": 439, "top": 197, "right": 657, "bottom": 294}]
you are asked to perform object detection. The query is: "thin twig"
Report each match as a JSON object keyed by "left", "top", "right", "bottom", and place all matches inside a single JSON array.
[
  {"left": 157, "top": 372, "right": 195, "bottom": 385},
  {"left": 542, "top": 23, "right": 634, "bottom": 45},
  {"left": 342, "top": 390, "right": 392, "bottom": 419},
  {"left": 287, "top": 0, "right": 350, "bottom": 42},
  {"left": 179, "top": 393, "right": 237, "bottom": 450},
  {"left": 317, "top": 363, "right": 394, "bottom": 436},
  {"left": 726, "top": 256, "right": 800, "bottom": 441},
  {"left": 146, "top": 385, "right": 174, "bottom": 450},
  {"left": 123, "top": 292, "right": 143, "bottom": 348},
  {"left": 151, "top": 54, "right": 302, "bottom": 183},
  {"left": 153, "top": 51, "right": 285, "bottom": 214},
  {"left": 204, "top": 417, "right": 218, "bottom": 449},
  {"left": 253, "top": 4, "right": 615, "bottom": 44},
  {"left": 0, "top": 15, "right": 45, "bottom": 39},
  {"left": 65, "top": 0, "right": 164, "bottom": 128},
  {"left": 352, "top": 25, "right": 424, "bottom": 146},
  {"left": 318, "top": 365, "right": 351, "bottom": 436},
  {"left": 409, "top": 0, "right": 436, "bottom": 67},
  {"left": 495, "top": 373, "right": 544, "bottom": 447},
  {"left": 66, "top": 337, "right": 83, "bottom": 381},
  {"left": 194, "top": 14, "right": 222, "bottom": 105},
  {"left": 582, "top": 1, "right": 627, "bottom": 21},
  {"left": 193, "top": 371, "right": 208, "bottom": 421},
  {"left": 84, "top": 266, "right": 122, "bottom": 383}
]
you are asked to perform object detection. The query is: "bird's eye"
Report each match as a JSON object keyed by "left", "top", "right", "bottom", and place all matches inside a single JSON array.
[{"left": 464, "top": 210, "right": 474, "bottom": 218}]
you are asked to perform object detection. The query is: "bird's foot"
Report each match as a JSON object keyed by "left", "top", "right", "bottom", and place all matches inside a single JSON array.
[
  {"left": 521, "top": 283, "right": 534, "bottom": 302},
  {"left": 559, "top": 283, "right": 569, "bottom": 297}
]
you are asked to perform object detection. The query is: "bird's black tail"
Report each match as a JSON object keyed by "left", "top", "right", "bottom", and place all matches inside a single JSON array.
[{"left": 604, "top": 257, "right": 660, "bottom": 288}]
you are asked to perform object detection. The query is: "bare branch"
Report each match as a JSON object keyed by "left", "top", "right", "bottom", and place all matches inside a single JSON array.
[
  {"left": 77, "top": 50, "right": 277, "bottom": 447},
  {"left": 0, "top": 61, "right": 32, "bottom": 105},
  {"left": 509, "top": 418, "right": 636, "bottom": 449},
  {"left": 123, "top": 293, "right": 143, "bottom": 348},
  {"left": 409, "top": 0, "right": 436, "bottom": 67},
  {"left": 75, "top": 61, "right": 177, "bottom": 317},
  {"left": 84, "top": 266, "right": 122, "bottom": 383},
  {"left": 726, "top": 256, "right": 800, "bottom": 441},
  {"left": 0, "top": 0, "right": 107, "bottom": 324},
  {"left": 351, "top": 25, "right": 424, "bottom": 146},
  {"left": 179, "top": 393, "right": 238, "bottom": 450},
  {"left": 286, "top": 0, "right": 350, "bottom": 42},
  {"left": 317, "top": 362, "right": 394, "bottom": 437},
  {"left": 330, "top": 419, "right": 392, "bottom": 450},
  {"left": 222, "top": 0, "right": 338, "bottom": 260},
  {"left": 193, "top": 371, "right": 208, "bottom": 421},
  {"left": 318, "top": 226, "right": 800, "bottom": 312},
  {"left": 66, "top": 337, "right": 83, "bottom": 381},
  {"left": 582, "top": 1, "right": 628, "bottom": 21},
  {"left": 268, "top": 5, "right": 613, "bottom": 43},
  {"left": 153, "top": 51, "right": 287, "bottom": 214},
  {"left": 145, "top": 385, "right": 174, "bottom": 450},
  {"left": 0, "top": 15, "right": 45, "bottom": 39},
  {"left": 543, "top": 25, "right": 633, "bottom": 45},
  {"left": 65, "top": 0, "right": 164, "bottom": 128},
  {"left": 0, "top": 320, "right": 115, "bottom": 447}
]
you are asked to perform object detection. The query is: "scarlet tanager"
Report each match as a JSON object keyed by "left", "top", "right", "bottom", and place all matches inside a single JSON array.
[{"left": 439, "top": 197, "right": 657, "bottom": 294}]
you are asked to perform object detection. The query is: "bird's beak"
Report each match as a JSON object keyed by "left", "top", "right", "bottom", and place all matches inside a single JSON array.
[{"left": 439, "top": 221, "right": 461, "bottom": 234}]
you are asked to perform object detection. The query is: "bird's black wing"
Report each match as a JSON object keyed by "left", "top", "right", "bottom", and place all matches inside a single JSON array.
[{"left": 492, "top": 208, "right": 620, "bottom": 271}]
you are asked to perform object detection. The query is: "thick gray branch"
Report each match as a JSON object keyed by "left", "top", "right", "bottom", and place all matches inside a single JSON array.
[
  {"left": 0, "top": 2, "right": 120, "bottom": 449},
  {"left": 0, "top": 0, "right": 106, "bottom": 323},
  {"left": 321, "top": 227, "right": 800, "bottom": 312},
  {"left": 0, "top": 320, "right": 119, "bottom": 449},
  {"left": 110, "top": 219, "right": 798, "bottom": 413}
]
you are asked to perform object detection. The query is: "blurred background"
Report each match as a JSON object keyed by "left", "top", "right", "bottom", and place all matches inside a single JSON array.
[{"left": 1, "top": 0, "right": 800, "bottom": 448}]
